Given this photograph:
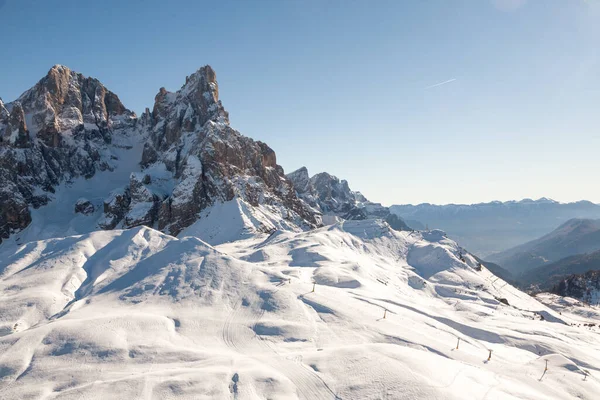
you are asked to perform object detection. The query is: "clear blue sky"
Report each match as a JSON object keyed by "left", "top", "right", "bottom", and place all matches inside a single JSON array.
[{"left": 1, "top": 0, "right": 599, "bottom": 206}]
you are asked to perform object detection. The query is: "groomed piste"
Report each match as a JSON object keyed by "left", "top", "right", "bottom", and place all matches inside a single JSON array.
[{"left": 1, "top": 220, "right": 598, "bottom": 399}]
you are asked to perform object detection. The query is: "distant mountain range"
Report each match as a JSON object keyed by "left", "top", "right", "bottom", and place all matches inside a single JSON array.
[
  {"left": 473, "top": 218, "right": 600, "bottom": 298},
  {"left": 522, "top": 250, "right": 600, "bottom": 292},
  {"left": 391, "top": 199, "right": 600, "bottom": 257},
  {"left": 488, "top": 218, "right": 600, "bottom": 276}
]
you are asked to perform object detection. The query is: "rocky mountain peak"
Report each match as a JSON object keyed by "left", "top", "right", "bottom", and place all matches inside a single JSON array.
[
  {"left": 286, "top": 167, "right": 410, "bottom": 230},
  {"left": 1, "top": 102, "right": 30, "bottom": 148},
  {"left": 148, "top": 65, "right": 228, "bottom": 153},
  {"left": 0, "top": 66, "right": 139, "bottom": 244},
  {"left": 44, "top": 64, "right": 75, "bottom": 103},
  {"left": 310, "top": 172, "right": 353, "bottom": 207},
  {"left": 286, "top": 166, "right": 310, "bottom": 193},
  {"left": 14, "top": 65, "right": 136, "bottom": 147},
  {"left": 177, "top": 65, "right": 227, "bottom": 126},
  {"left": 95, "top": 66, "right": 318, "bottom": 238},
  {"left": 184, "top": 65, "right": 220, "bottom": 101},
  {"left": 287, "top": 168, "right": 358, "bottom": 215},
  {"left": 1, "top": 65, "right": 321, "bottom": 245}
]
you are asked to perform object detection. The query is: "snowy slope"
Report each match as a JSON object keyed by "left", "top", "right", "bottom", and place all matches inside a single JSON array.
[
  {"left": 1, "top": 221, "right": 598, "bottom": 399},
  {"left": 0, "top": 132, "right": 146, "bottom": 248},
  {"left": 179, "top": 198, "right": 303, "bottom": 246}
]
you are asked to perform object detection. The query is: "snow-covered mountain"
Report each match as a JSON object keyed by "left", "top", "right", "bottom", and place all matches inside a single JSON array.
[
  {"left": 0, "top": 65, "right": 138, "bottom": 243},
  {"left": 1, "top": 66, "right": 599, "bottom": 400},
  {"left": 519, "top": 249, "right": 600, "bottom": 292},
  {"left": 391, "top": 199, "right": 600, "bottom": 257},
  {"left": 1, "top": 220, "right": 598, "bottom": 399},
  {"left": 104, "top": 65, "right": 319, "bottom": 237},
  {"left": 0, "top": 65, "right": 319, "bottom": 247},
  {"left": 488, "top": 218, "right": 600, "bottom": 277},
  {"left": 287, "top": 167, "right": 411, "bottom": 230}
]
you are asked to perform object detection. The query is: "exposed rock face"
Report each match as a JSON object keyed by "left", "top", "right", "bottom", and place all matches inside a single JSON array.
[
  {"left": 98, "top": 66, "right": 319, "bottom": 235},
  {"left": 286, "top": 167, "right": 311, "bottom": 196},
  {"left": 122, "top": 173, "right": 162, "bottom": 228},
  {"left": 1, "top": 64, "right": 323, "bottom": 244},
  {"left": 74, "top": 198, "right": 95, "bottom": 215},
  {"left": 0, "top": 99, "right": 8, "bottom": 122},
  {"left": 15, "top": 65, "right": 135, "bottom": 147},
  {"left": 1, "top": 102, "right": 30, "bottom": 148},
  {"left": 0, "top": 65, "right": 137, "bottom": 244},
  {"left": 286, "top": 166, "right": 411, "bottom": 230},
  {"left": 98, "top": 188, "right": 131, "bottom": 230},
  {"left": 551, "top": 270, "right": 600, "bottom": 304},
  {"left": 286, "top": 168, "right": 356, "bottom": 215},
  {"left": 145, "top": 66, "right": 228, "bottom": 156},
  {"left": 310, "top": 172, "right": 356, "bottom": 215}
]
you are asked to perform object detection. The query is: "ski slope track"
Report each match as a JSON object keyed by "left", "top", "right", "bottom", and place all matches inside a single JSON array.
[{"left": 0, "top": 220, "right": 599, "bottom": 399}]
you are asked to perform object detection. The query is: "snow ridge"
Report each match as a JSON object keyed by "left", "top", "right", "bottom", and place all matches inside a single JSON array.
[{"left": 0, "top": 221, "right": 598, "bottom": 399}]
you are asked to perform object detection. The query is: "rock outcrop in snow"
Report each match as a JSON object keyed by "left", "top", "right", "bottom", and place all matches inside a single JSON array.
[
  {"left": 287, "top": 166, "right": 411, "bottom": 230},
  {"left": 551, "top": 270, "right": 600, "bottom": 305},
  {"left": 0, "top": 65, "right": 137, "bottom": 244},
  {"left": 11, "top": 65, "right": 136, "bottom": 146}
]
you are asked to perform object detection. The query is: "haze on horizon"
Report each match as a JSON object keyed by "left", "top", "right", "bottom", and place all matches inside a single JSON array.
[{"left": 1, "top": 0, "right": 599, "bottom": 206}]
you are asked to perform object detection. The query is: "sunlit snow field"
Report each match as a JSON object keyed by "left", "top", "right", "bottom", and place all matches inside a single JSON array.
[{"left": 1, "top": 218, "right": 599, "bottom": 399}]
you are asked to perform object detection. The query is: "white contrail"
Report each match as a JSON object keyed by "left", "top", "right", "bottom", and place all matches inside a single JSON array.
[{"left": 424, "top": 78, "right": 457, "bottom": 89}]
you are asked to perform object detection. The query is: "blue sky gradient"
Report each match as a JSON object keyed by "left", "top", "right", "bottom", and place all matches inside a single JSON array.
[{"left": 1, "top": 0, "right": 599, "bottom": 205}]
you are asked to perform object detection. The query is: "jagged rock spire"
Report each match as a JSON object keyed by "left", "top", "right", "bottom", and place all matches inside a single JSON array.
[
  {"left": 146, "top": 65, "right": 229, "bottom": 154},
  {"left": 134, "top": 65, "right": 317, "bottom": 235},
  {"left": 2, "top": 102, "right": 30, "bottom": 148},
  {"left": 15, "top": 64, "right": 136, "bottom": 147}
]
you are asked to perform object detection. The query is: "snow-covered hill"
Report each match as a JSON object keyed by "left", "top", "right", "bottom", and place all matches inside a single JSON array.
[{"left": 1, "top": 221, "right": 598, "bottom": 399}]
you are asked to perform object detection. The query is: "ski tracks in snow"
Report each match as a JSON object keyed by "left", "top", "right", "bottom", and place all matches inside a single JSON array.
[{"left": 222, "top": 295, "right": 338, "bottom": 399}]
